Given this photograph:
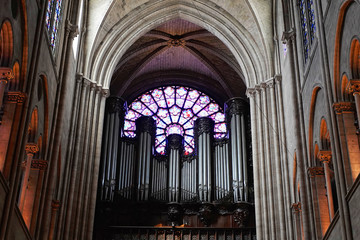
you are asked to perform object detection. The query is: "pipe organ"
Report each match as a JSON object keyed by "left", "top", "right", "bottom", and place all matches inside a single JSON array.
[{"left": 98, "top": 97, "right": 253, "bottom": 227}]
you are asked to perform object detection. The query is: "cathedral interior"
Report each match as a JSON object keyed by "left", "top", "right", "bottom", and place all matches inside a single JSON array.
[{"left": 0, "top": 0, "right": 360, "bottom": 239}]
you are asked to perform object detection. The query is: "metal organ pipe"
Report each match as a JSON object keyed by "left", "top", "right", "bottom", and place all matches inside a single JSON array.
[
  {"left": 99, "top": 97, "right": 125, "bottom": 201},
  {"left": 226, "top": 98, "right": 249, "bottom": 203},
  {"left": 195, "top": 118, "right": 214, "bottom": 202},
  {"left": 167, "top": 134, "right": 183, "bottom": 203},
  {"left": 135, "top": 117, "right": 155, "bottom": 201}
]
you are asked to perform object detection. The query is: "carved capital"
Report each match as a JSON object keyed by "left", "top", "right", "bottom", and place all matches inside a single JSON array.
[
  {"left": 347, "top": 79, "right": 360, "bottom": 94},
  {"left": 317, "top": 151, "right": 332, "bottom": 164},
  {"left": 225, "top": 98, "right": 248, "bottom": 116},
  {"left": 307, "top": 166, "right": 325, "bottom": 177},
  {"left": 167, "top": 134, "right": 184, "bottom": 150},
  {"left": 65, "top": 20, "right": 79, "bottom": 39},
  {"left": 246, "top": 88, "right": 256, "bottom": 98},
  {"left": 136, "top": 116, "right": 156, "bottom": 136},
  {"left": 0, "top": 67, "right": 14, "bottom": 82},
  {"left": 25, "top": 143, "right": 39, "bottom": 155},
  {"left": 333, "top": 102, "right": 355, "bottom": 114},
  {"left": 51, "top": 200, "right": 61, "bottom": 211},
  {"left": 4, "top": 92, "right": 26, "bottom": 103},
  {"left": 274, "top": 74, "right": 282, "bottom": 83},
  {"left": 31, "top": 159, "right": 48, "bottom": 170},
  {"left": 101, "top": 89, "right": 110, "bottom": 98},
  {"left": 291, "top": 202, "right": 301, "bottom": 213},
  {"left": 194, "top": 117, "right": 214, "bottom": 136},
  {"left": 281, "top": 29, "right": 295, "bottom": 44}
]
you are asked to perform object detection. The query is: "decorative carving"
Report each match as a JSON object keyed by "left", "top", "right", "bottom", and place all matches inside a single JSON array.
[
  {"left": 194, "top": 117, "right": 214, "bottom": 136},
  {"left": 245, "top": 88, "right": 256, "bottom": 98},
  {"left": 233, "top": 203, "right": 250, "bottom": 227},
  {"left": 0, "top": 67, "right": 14, "bottom": 82},
  {"left": 307, "top": 166, "right": 325, "bottom": 177},
  {"left": 317, "top": 151, "right": 332, "bottom": 164},
  {"left": 65, "top": 20, "right": 79, "bottom": 39},
  {"left": 225, "top": 98, "right": 248, "bottom": 116},
  {"left": 167, "top": 134, "right": 183, "bottom": 150},
  {"left": 292, "top": 202, "right": 301, "bottom": 213},
  {"left": 333, "top": 102, "right": 355, "bottom": 114},
  {"left": 198, "top": 203, "right": 216, "bottom": 226},
  {"left": 167, "top": 203, "right": 182, "bottom": 225},
  {"left": 347, "top": 79, "right": 360, "bottom": 94},
  {"left": 136, "top": 116, "right": 156, "bottom": 136},
  {"left": 281, "top": 29, "right": 295, "bottom": 44},
  {"left": 101, "top": 89, "right": 110, "bottom": 98},
  {"left": 31, "top": 159, "right": 48, "bottom": 170},
  {"left": 25, "top": 143, "right": 39, "bottom": 155},
  {"left": 106, "top": 96, "right": 126, "bottom": 114},
  {"left": 51, "top": 200, "right": 61, "bottom": 211},
  {"left": 167, "top": 36, "right": 185, "bottom": 47},
  {"left": 5, "top": 92, "right": 26, "bottom": 103}
]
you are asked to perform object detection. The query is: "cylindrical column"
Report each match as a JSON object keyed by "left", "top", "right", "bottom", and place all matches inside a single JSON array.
[
  {"left": 135, "top": 116, "right": 155, "bottom": 201},
  {"left": 195, "top": 117, "right": 214, "bottom": 202},
  {"left": 225, "top": 98, "right": 249, "bottom": 202},
  {"left": 318, "top": 151, "right": 335, "bottom": 220},
  {"left": 167, "top": 134, "right": 183, "bottom": 203},
  {"left": 99, "top": 96, "right": 126, "bottom": 201}
]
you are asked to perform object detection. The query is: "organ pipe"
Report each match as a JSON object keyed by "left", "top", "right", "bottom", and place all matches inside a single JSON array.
[
  {"left": 135, "top": 116, "right": 155, "bottom": 201},
  {"left": 99, "top": 97, "right": 125, "bottom": 201},
  {"left": 167, "top": 134, "right": 183, "bottom": 202},
  {"left": 195, "top": 118, "right": 214, "bottom": 202},
  {"left": 226, "top": 98, "right": 249, "bottom": 202}
]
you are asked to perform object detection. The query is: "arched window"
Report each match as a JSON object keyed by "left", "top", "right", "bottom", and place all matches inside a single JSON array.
[
  {"left": 299, "top": 0, "right": 316, "bottom": 61},
  {"left": 46, "top": 0, "right": 63, "bottom": 51},
  {"left": 124, "top": 86, "right": 227, "bottom": 155}
]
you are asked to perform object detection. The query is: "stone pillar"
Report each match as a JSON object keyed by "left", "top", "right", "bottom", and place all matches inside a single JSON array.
[
  {"left": 99, "top": 96, "right": 126, "bottom": 201},
  {"left": 167, "top": 134, "right": 183, "bottom": 203},
  {"left": 225, "top": 98, "right": 249, "bottom": 202},
  {"left": 292, "top": 203, "right": 302, "bottom": 240},
  {"left": 195, "top": 117, "right": 214, "bottom": 202},
  {"left": 19, "top": 143, "right": 39, "bottom": 214},
  {"left": 135, "top": 116, "right": 155, "bottom": 201},
  {"left": 48, "top": 200, "right": 61, "bottom": 240},
  {"left": 348, "top": 80, "right": 360, "bottom": 124},
  {"left": 317, "top": 151, "right": 335, "bottom": 220},
  {"left": 0, "top": 68, "right": 13, "bottom": 116}
]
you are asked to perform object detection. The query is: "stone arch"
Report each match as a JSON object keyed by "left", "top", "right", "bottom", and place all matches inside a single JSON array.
[
  {"left": 308, "top": 86, "right": 321, "bottom": 162},
  {"left": 8, "top": 60, "right": 20, "bottom": 91},
  {"left": 340, "top": 73, "right": 352, "bottom": 102},
  {"left": 0, "top": 20, "right": 13, "bottom": 67},
  {"left": 88, "top": 0, "right": 271, "bottom": 91},
  {"left": 319, "top": 118, "right": 331, "bottom": 151}
]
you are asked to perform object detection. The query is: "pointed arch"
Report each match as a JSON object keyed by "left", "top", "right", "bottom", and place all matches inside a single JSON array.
[{"left": 0, "top": 20, "right": 14, "bottom": 67}]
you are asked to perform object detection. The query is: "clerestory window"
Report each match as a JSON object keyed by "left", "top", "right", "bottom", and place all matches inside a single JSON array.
[
  {"left": 46, "top": 0, "right": 63, "bottom": 52},
  {"left": 299, "top": 0, "right": 316, "bottom": 62}
]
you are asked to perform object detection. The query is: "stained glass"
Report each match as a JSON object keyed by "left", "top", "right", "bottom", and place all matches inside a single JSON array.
[
  {"left": 299, "top": 0, "right": 316, "bottom": 62},
  {"left": 299, "top": 0, "right": 309, "bottom": 61},
  {"left": 46, "top": 0, "right": 53, "bottom": 31},
  {"left": 307, "top": 0, "right": 316, "bottom": 43},
  {"left": 46, "top": 0, "right": 63, "bottom": 51},
  {"left": 124, "top": 86, "right": 227, "bottom": 155}
]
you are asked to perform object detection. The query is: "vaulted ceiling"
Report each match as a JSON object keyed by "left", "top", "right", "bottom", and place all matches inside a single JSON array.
[{"left": 110, "top": 19, "right": 246, "bottom": 104}]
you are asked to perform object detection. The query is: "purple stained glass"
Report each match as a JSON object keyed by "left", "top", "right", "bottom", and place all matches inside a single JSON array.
[
  {"left": 123, "top": 86, "right": 227, "bottom": 154},
  {"left": 307, "top": 0, "right": 316, "bottom": 43},
  {"left": 166, "top": 124, "right": 184, "bottom": 136},
  {"left": 46, "top": 0, "right": 53, "bottom": 31}
]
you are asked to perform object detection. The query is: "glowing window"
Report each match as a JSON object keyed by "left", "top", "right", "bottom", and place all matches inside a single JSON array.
[
  {"left": 46, "top": 0, "right": 63, "bottom": 51},
  {"left": 299, "top": 0, "right": 316, "bottom": 62},
  {"left": 124, "top": 86, "right": 227, "bottom": 155}
]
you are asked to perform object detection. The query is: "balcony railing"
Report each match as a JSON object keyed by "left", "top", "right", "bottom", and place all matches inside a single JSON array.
[{"left": 103, "top": 226, "right": 256, "bottom": 240}]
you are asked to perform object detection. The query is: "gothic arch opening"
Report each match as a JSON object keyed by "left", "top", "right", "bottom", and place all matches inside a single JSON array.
[
  {"left": 350, "top": 38, "right": 360, "bottom": 79},
  {"left": 0, "top": 20, "right": 13, "bottom": 67}
]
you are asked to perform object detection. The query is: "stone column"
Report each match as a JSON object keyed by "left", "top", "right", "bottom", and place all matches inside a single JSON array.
[
  {"left": 48, "top": 200, "right": 61, "bottom": 240},
  {"left": 292, "top": 203, "right": 302, "bottom": 240},
  {"left": 195, "top": 117, "right": 214, "bottom": 202},
  {"left": 225, "top": 98, "right": 249, "bottom": 202},
  {"left": 317, "top": 151, "right": 335, "bottom": 220},
  {"left": 99, "top": 96, "right": 126, "bottom": 201},
  {"left": 0, "top": 68, "right": 13, "bottom": 119},
  {"left": 167, "top": 134, "right": 183, "bottom": 203},
  {"left": 348, "top": 77, "right": 360, "bottom": 126},
  {"left": 135, "top": 116, "right": 155, "bottom": 201},
  {"left": 19, "top": 143, "right": 39, "bottom": 213}
]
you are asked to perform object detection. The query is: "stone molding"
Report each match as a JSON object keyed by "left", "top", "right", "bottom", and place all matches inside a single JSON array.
[
  {"left": 317, "top": 151, "right": 332, "bottom": 164},
  {"left": 0, "top": 67, "right": 14, "bottom": 82},
  {"left": 25, "top": 143, "right": 39, "bottom": 155},
  {"left": 31, "top": 159, "right": 48, "bottom": 170},
  {"left": 307, "top": 166, "right": 325, "bottom": 177},
  {"left": 281, "top": 29, "right": 295, "bottom": 44},
  {"left": 346, "top": 79, "right": 360, "bottom": 94},
  {"left": 4, "top": 92, "right": 26, "bottom": 103},
  {"left": 333, "top": 102, "right": 355, "bottom": 114},
  {"left": 65, "top": 20, "right": 79, "bottom": 40},
  {"left": 291, "top": 202, "right": 301, "bottom": 213}
]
